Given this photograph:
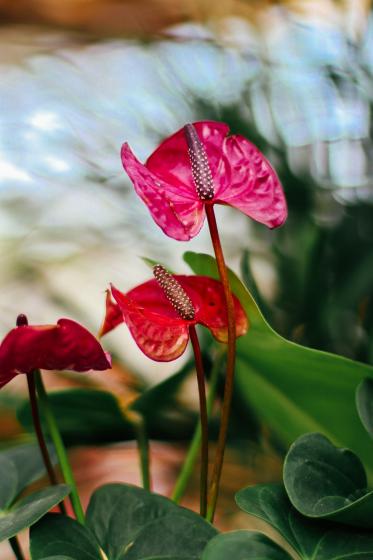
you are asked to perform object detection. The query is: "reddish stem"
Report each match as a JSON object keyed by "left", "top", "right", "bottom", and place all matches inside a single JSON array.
[
  {"left": 26, "top": 371, "right": 66, "bottom": 515},
  {"left": 189, "top": 325, "right": 209, "bottom": 518},
  {"left": 205, "top": 204, "right": 236, "bottom": 522}
]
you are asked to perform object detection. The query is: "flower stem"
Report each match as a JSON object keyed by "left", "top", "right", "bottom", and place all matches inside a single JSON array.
[
  {"left": 34, "top": 370, "right": 85, "bottom": 524},
  {"left": 9, "top": 536, "right": 25, "bottom": 560},
  {"left": 205, "top": 203, "right": 236, "bottom": 523},
  {"left": 171, "top": 348, "right": 224, "bottom": 505},
  {"left": 26, "top": 371, "right": 66, "bottom": 515},
  {"left": 187, "top": 325, "right": 209, "bottom": 518},
  {"left": 126, "top": 410, "right": 151, "bottom": 491}
]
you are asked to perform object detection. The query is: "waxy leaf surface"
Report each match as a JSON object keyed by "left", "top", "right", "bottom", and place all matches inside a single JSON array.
[
  {"left": 236, "top": 483, "right": 373, "bottom": 559},
  {"left": 184, "top": 252, "right": 373, "bottom": 476},
  {"left": 284, "top": 433, "right": 373, "bottom": 527},
  {"left": 30, "top": 514, "right": 102, "bottom": 559},
  {"left": 356, "top": 378, "right": 373, "bottom": 439},
  {"left": 201, "top": 530, "right": 291, "bottom": 560},
  {"left": 0, "top": 443, "right": 65, "bottom": 542},
  {"left": 86, "top": 483, "right": 217, "bottom": 560},
  {"left": 31, "top": 484, "right": 216, "bottom": 560},
  {"left": 0, "top": 485, "right": 69, "bottom": 542}
]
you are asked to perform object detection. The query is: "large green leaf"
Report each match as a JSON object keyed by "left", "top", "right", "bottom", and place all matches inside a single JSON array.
[
  {"left": 356, "top": 378, "right": 373, "bottom": 438},
  {"left": 201, "top": 530, "right": 291, "bottom": 560},
  {"left": 0, "top": 443, "right": 57, "bottom": 509},
  {"left": 86, "top": 483, "right": 217, "bottom": 560},
  {"left": 17, "top": 389, "right": 133, "bottom": 446},
  {"left": 30, "top": 513, "right": 102, "bottom": 559},
  {"left": 0, "top": 443, "right": 65, "bottom": 542},
  {"left": 18, "top": 370, "right": 195, "bottom": 447},
  {"left": 283, "top": 433, "right": 373, "bottom": 527},
  {"left": 0, "top": 485, "right": 69, "bottom": 542},
  {"left": 236, "top": 483, "right": 373, "bottom": 559},
  {"left": 184, "top": 251, "right": 373, "bottom": 475}
]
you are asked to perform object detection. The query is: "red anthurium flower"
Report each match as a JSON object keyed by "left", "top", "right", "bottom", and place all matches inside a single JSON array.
[
  {"left": 121, "top": 121, "right": 287, "bottom": 241},
  {"left": 101, "top": 266, "right": 248, "bottom": 362},
  {"left": 0, "top": 317, "right": 112, "bottom": 389}
]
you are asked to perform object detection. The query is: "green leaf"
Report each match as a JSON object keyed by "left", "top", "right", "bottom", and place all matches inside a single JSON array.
[
  {"left": 30, "top": 513, "right": 102, "bottom": 559},
  {"left": 18, "top": 389, "right": 133, "bottom": 446},
  {"left": 356, "top": 378, "right": 373, "bottom": 438},
  {"left": 0, "top": 455, "right": 18, "bottom": 509},
  {"left": 39, "top": 557, "right": 76, "bottom": 560},
  {"left": 236, "top": 483, "right": 373, "bottom": 559},
  {"left": 283, "top": 433, "right": 373, "bottom": 527},
  {"left": 0, "top": 484, "right": 69, "bottom": 542},
  {"left": 184, "top": 251, "right": 373, "bottom": 476},
  {"left": 0, "top": 443, "right": 57, "bottom": 509},
  {"left": 132, "top": 361, "right": 192, "bottom": 416},
  {"left": 18, "top": 377, "right": 196, "bottom": 446},
  {"left": 86, "top": 483, "right": 217, "bottom": 560},
  {"left": 201, "top": 530, "right": 291, "bottom": 560},
  {"left": 140, "top": 257, "right": 175, "bottom": 274}
]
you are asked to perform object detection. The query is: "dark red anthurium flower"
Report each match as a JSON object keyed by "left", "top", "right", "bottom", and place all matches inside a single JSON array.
[
  {"left": 121, "top": 120, "right": 287, "bottom": 241},
  {"left": 0, "top": 316, "right": 112, "bottom": 389},
  {"left": 101, "top": 266, "right": 248, "bottom": 362}
]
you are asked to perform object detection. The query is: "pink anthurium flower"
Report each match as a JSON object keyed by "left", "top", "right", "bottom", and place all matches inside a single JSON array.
[
  {"left": 0, "top": 316, "right": 112, "bottom": 388},
  {"left": 121, "top": 121, "right": 287, "bottom": 241},
  {"left": 101, "top": 266, "right": 248, "bottom": 362}
]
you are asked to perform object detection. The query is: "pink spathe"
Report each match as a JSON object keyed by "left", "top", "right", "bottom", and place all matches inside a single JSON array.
[{"left": 121, "top": 121, "right": 287, "bottom": 241}]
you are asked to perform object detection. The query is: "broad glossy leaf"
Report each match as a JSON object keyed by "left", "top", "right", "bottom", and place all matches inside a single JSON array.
[
  {"left": 0, "top": 485, "right": 69, "bottom": 542},
  {"left": 40, "top": 557, "right": 75, "bottom": 560},
  {"left": 18, "top": 376, "right": 196, "bottom": 446},
  {"left": 0, "top": 443, "right": 57, "bottom": 508},
  {"left": 201, "top": 530, "right": 291, "bottom": 560},
  {"left": 356, "top": 378, "right": 373, "bottom": 438},
  {"left": 18, "top": 389, "right": 133, "bottom": 445},
  {"left": 30, "top": 513, "right": 102, "bottom": 559},
  {"left": 0, "top": 455, "right": 17, "bottom": 509},
  {"left": 184, "top": 252, "right": 373, "bottom": 476},
  {"left": 284, "top": 433, "right": 373, "bottom": 527},
  {"left": 236, "top": 483, "right": 373, "bottom": 559},
  {"left": 86, "top": 483, "right": 217, "bottom": 560}
]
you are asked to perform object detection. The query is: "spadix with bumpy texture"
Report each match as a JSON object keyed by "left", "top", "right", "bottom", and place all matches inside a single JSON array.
[
  {"left": 121, "top": 120, "right": 287, "bottom": 241},
  {"left": 184, "top": 124, "right": 215, "bottom": 201},
  {"left": 153, "top": 264, "right": 195, "bottom": 320},
  {"left": 102, "top": 275, "right": 248, "bottom": 361}
]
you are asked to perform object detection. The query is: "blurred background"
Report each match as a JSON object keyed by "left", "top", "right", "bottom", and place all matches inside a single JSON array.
[{"left": 1, "top": 0, "right": 373, "bottom": 553}]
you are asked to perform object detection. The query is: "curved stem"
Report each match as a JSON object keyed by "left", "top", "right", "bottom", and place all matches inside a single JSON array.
[
  {"left": 205, "top": 203, "right": 236, "bottom": 522},
  {"left": 9, "top": 536, "right": 25, "bottom": 560},
  {"left": 171, "top": 348, "right": 225, "bottom": 504},
  {"left": 26, "top": 372, "right": 66, "bottom": 516},
  {"left": 34, "top": 370, "right": 85, "bottom": 525},
  {"left": 188, "top": 325, "right": 209, "bottom": 518},
  {"left": 126, "top": 410, "right": 151, "bottom": 491}
]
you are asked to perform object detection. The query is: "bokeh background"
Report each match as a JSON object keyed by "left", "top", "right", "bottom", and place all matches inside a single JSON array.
[{"left": 1, "top": 0, "right": 373, "bottom": 555}]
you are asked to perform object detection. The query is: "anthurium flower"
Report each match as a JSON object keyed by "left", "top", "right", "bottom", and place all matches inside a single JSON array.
[
  {"left": 101, "top": 266, "right": 248, "bottom": 361},
  {"left": 121, "top": 121, "right": 287, "bottom": 241},
  {"left": 0, "top": 317, "right": 112, "bottom": 388}
]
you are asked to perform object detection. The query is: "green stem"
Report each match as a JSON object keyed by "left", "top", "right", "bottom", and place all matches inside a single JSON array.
[
  {"left": 26, "top": 372, "right": 66, "bottom": 516},
  {"left": 205, "top": 204, "right": 236, "bottom": 523},
  {"left": 188, "top": 325, "right": 209, "bottom": 517},
  {"left": 9, "top": 536, "right": 25, "bottom": 560},
  {"left": 126, "top": 410, "right": 151, "bottom": 491},
  {"left": 34, "top": 370, "right": 85, "bottom": 524},
  {"left": 171, "top": 349, "right": 224, "bottom": 505}
]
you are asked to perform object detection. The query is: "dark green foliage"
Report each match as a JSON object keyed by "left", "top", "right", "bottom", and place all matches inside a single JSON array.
[
  {"left": 31, "top": 483, "right": 217, "bottom": 560},
  {"left": 284, "top": 433, "right": 373, "bottom": 527},
  {"left": 0, "top": 444, "right": 69, "bottom": 542}
]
